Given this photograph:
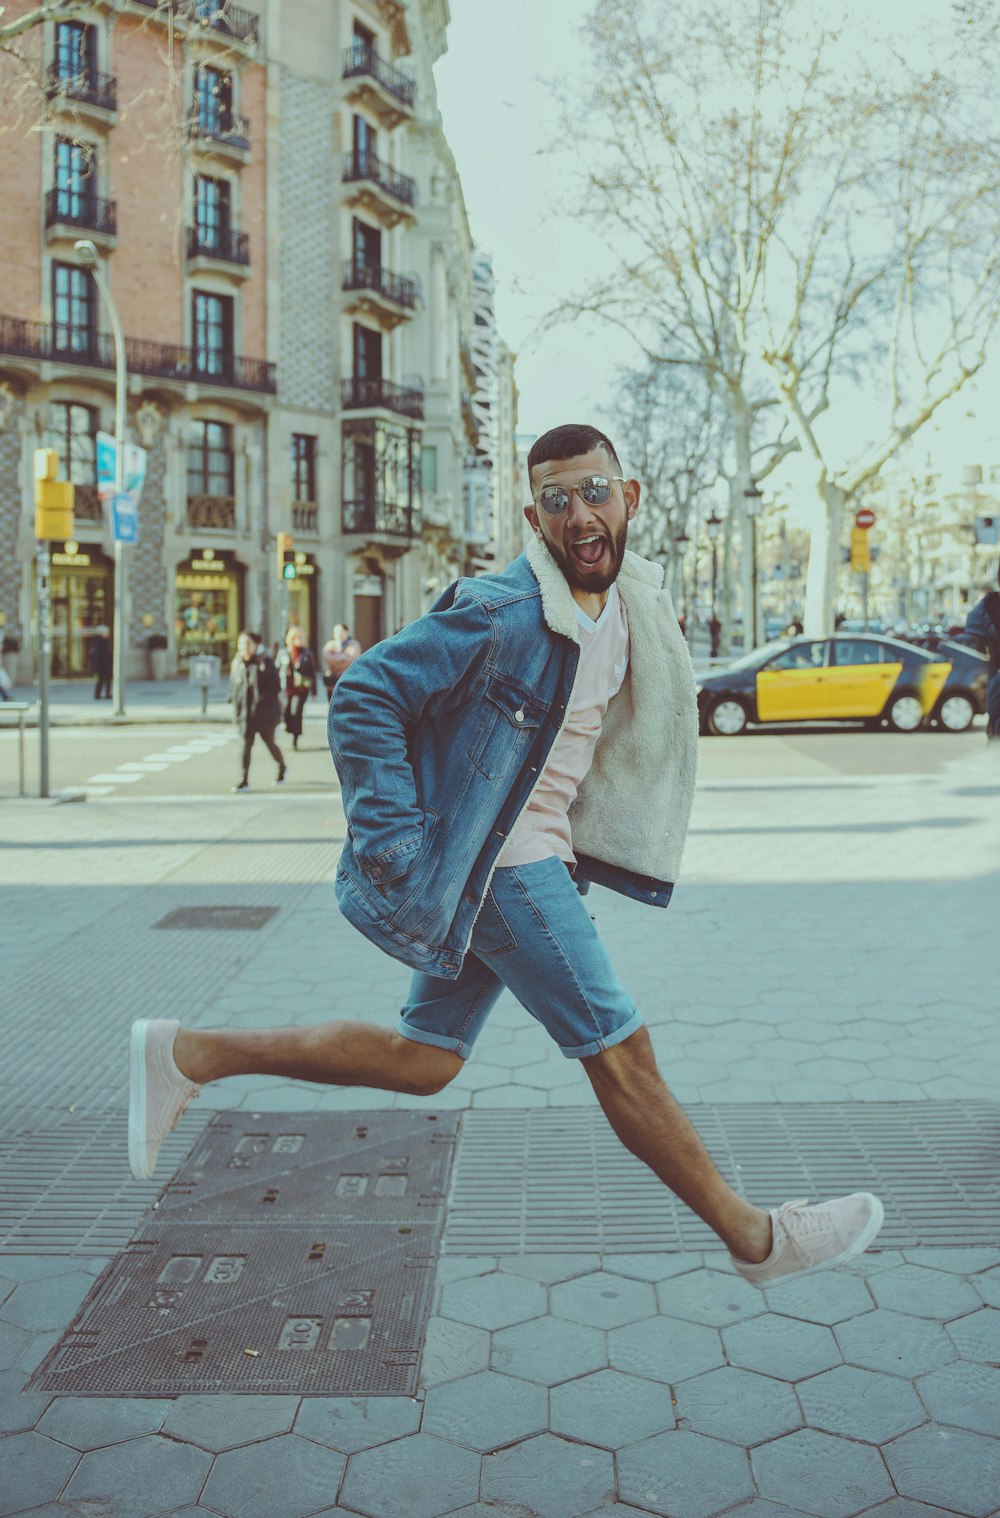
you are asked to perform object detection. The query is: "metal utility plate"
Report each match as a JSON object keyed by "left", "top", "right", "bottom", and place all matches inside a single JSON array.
[
  {"left": 152, "top": 905, "right": 280, "bottom": 931},
  {"left": 31, "top": 1111, "right": 458, "bottom": 1397}
]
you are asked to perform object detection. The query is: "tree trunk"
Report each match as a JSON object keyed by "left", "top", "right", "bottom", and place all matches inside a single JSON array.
[
  {"left": 732, "top": 396, "right": 754, "bottom": 651},
  {"left": 803, "top": 479, "right": 847, "bottom": 635}
]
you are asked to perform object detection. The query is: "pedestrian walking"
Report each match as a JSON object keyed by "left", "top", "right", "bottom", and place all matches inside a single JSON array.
[
  {"left": 227, "top": 629, "right": 286, "bottom": 792},
  {"left": 277, "top": 625, "right": 317, "bottom": 750},
  {"left": 130, "top": 423, "right": 883, "bottom": 1286},
  {"left": 959, "top": 568, "right": 1000, "bottom": 741},
  {"left": 90, "top": 625, "right": 112, "bottom": 699},
  {"left": 321, "top": 622, "right": 361, "bottom": 699}
]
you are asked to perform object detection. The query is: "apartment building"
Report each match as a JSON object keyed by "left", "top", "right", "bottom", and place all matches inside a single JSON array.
[{"left": 0, "top": 0, "right": 517, "bottom": 681}]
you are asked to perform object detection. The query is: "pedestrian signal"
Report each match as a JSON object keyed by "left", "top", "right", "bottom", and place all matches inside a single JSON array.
[
  {"left": 282, "top": 553, "right": 297, "bottom": 580},
  {"left": 276, "top": 531, "right": 295, "bottom": 580}
]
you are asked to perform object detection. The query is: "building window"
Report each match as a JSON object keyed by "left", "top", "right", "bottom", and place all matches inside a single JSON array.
[
  {"left": 195, "top": 175, "right": 230, "bottom": 250},
  {"left": 54, "top": 20, "right": 94, "bottom": 83},
  {"left": 192, "top": 290, "right": 234, "bottom": 380},
  {"left": 188, "top": 419, "right": 234, "bottom": 496},
  {"left": 52, "top": 261, "right": 95, "bottom": 354},
  {"left": 292, "top": 434, "right": 317, "bottom": 501},
  {"left": 353, "top": 19, "right": 375, "bottom": 47},
  {"left": 352, "top": 112, "right": 376, "bottom": 163},
  {"left": 421, "top": 444, "right": 438, "bottom": 496},
  {"left": 47, "top": 401, "right": 97, "bottom": 483},
  {"left": 352, "top": 217, "right": 380, "bottom": 273},
  {"left": 194, "top": 64, "right": 232, "bottom": 134},
  {"left": 353, "top": 322, "right": 381, "bottom": 380},
  {"left": 55, "top": 136, "right": 95, "bottom": 218}
]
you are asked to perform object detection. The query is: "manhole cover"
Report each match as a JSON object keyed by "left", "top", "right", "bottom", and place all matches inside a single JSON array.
[
  {"left": 31, "top": 1111, "right": 458, "bottom": 1398},
  {"left": 153, "top": 906, "right": 280, "bottom": 931}
]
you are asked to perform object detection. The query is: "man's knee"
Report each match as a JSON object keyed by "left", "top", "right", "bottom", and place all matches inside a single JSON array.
[
  {"left": 391, "top": 1033, "right": 463, "bottom": 1096},
  {"left": 582, "top": 1025, "right": 660, "bottom": 1094}
]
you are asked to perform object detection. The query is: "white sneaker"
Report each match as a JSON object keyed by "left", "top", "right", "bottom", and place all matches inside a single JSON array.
[
  {"left": 128, "top": 1019, "right": 200, "bottom": 1181},
  {"left": 731, "top": 1192, "right": 885, "bottom": 1285}
]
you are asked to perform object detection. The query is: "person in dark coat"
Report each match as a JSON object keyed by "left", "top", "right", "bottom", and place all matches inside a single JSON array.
[
  {"left": 276, "top": 625, "right": 317, "bottom": 750},
  {"left": 960, "top": 568, "right": 1000, "bottom": 740},
  {"left": 90, "top": 625, "right": 113, "bottom": 699},
  {"left": 228, "top": 630, "right": 286, "bottom": 791}
]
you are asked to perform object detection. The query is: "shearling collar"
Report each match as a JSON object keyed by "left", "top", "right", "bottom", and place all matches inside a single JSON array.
[{"left": 525, "top": 533, "right": 665, "bottom": 640}]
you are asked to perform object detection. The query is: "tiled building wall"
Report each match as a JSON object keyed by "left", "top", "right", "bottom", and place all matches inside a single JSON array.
[
  {"left": 0, "top": 397, "right": 24, "bottom": 636},
  {"left": 277, "top": 69, "right": 336, "bottom": 411}
]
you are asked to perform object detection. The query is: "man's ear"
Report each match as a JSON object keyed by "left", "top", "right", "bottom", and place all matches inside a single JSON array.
[
  {"left": 624, "top": 478, "right": 641, "bottom": 521},
  {"left": 524, "top": 503, "right": 541, "bottom": 535}
]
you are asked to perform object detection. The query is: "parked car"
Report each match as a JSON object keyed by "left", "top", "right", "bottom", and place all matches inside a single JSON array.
[{"left": 697, "top": 633, "right": 987, "bottom": 735}]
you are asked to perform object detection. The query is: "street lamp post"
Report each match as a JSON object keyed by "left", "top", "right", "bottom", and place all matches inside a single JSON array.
[
  {"left": 743, "top": 482, "right": 763, "bottom": 649},
  {"left": 672, "top": 528, "right": 690, "bottom": 628},
  {"left": 705, "top": 510, "right": 722, "bottom": 655},
  {"left": 75, "top": 239, "right": 127, "bottom": 717}
]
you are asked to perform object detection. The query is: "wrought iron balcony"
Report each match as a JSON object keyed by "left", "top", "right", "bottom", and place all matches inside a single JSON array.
[
  {"left": 292, "top": 502, "right": 318, "bottom": 534},
  {"left": 342, "top": 258, "right": 416, "bottom": 310},
  {"left": 132, "top": 1, "right": 258, "bottom": 47},
  {"left": 189, "top": 109, "right": 251, "bottom": 153},
  {"left": 187, "top": 493, "right": 236, "bottom": 530},
  {"left": 342, "top": 499, "right": 418, "bottom": 538},
  {"left": 342, "top": 150, "right": 416, "bottom": 209},
  {"left": 342, "top": 41, "right": 415, "bottom": 110},
  {"left": 0, "top": 314, "right": 275, "bottom": 394},
  {"left": 187, "top": 223, "right": 250, "bottom": 266},
  {"left": 45, "top": 66, "right": 117, "bottom": 114},
  {"left": 45, "top": 189, "right": 117, "bottom": 237},
  {"left": 341, "top": 376, "right": 423, "bottom": 420}
]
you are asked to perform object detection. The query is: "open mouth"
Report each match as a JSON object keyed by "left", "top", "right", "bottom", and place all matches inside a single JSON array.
[{"left": 569, "top": 533, "right": 608, "bottom": 569}]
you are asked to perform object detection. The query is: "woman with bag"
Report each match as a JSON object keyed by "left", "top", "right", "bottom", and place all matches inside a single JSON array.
[{"left": 277, "top": 626, "right": 317, "bottom": 749}]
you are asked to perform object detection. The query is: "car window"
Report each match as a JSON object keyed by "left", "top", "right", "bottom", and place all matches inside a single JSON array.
[
  {"left": 764, "top": 641, "right": 828, "bottom": 671},
  {"left": 833, "top": 639, "right": 883, "bottom": 666}
]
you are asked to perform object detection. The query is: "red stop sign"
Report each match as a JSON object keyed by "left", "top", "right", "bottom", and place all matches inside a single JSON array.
[{"left": 855, "top": 508, "right": 876, "bottom": 529}]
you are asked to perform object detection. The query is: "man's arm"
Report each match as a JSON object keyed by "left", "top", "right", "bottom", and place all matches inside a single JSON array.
[{"left": 329, "top": 590, "right": 494, "bottom": 881}]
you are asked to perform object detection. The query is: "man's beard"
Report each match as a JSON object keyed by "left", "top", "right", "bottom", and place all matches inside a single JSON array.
[{"left": 546, "top": 519, "right": 629, "bottom": 594}]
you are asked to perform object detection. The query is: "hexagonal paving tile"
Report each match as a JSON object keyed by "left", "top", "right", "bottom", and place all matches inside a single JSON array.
[
  {"left": 609, "top": 1314, "right": 725, "bottom": 1384},
  {"left": 849, "top": 1503, "right": 972, "bottom": 1518},
  {"left": 753, "top": 1428, "right": 893, "bottom": 1518},
  {"left": 550, "top": 1368, "right": 675, "bottom": 1448},
  {"left": 617, "top": 1429, "right": 754, "bottom": 1518},
  {"left": 0, "top": 1319, "right": 33, "bottom": 1371},
  {"left": 294, "top": 1395, "right": 422, "bottom": 1453},
  {"left": 763, "top": 1270, "right": 874, "bottom": 1326},
  {"left": 340, "top": 1432, "right": 480, "bottom": 1518},
  {"left": 884, "top": 1423, "right": 1000, "bottom": 1516},
  {"left": 481, "top": 1433, "right": 615, "bottom": 1518},
  {"left": 440, "top": 1270, "right": 547, "bottom": 1331},
  {"left": 601, "top": 1252, "right": 704, "bottom": 1283},
  {"left": 723, "top": 1313, "right": 840, "bottom": 1382},
  {"left": 200, "top": 1433, "right": 346, "bottom": 1518},
  {"left": 836, "top": 1310, "right": 956, "bottom": 1377},
  {"left": 0, "top": 1431, "right": 78, "bottom": 1516},
  {"left": 550, "top": 1271, "right": 656, "bottom": 1330},
  {"left": 947, "top": 1307, "right": 1000, "bottom": 1364},
  {"left": 423, "top": 1369, "right": 546, "bottom": 1451},
  {"left": 797, "top": 1364, "right": 926, "bottom": 1443},
  {"left": 917, "top": 1360, "right": 1000, "bottom": 1436},
  {"left": 419, "top": 1316, "right": 490, "bottom": 1387},
  {"left": 61, "top": 1435, "right": 213, "bottom": 1518},
  {"left": 656, "top": 1268, "right": 765, "bottom": 1327},
  {"left": 38, "top": 1395, "right": 171, "bottom": 1449},
  {"left": 499, "top": 1253, "right": 601, "bottom": 1284},
  {"left": 674, "top": 1365, "right": 803, "bottom": 1446},
  {"left": 868, "top": 1264, "right": 982, "bottom": 1321},
  {"left": 0, "top": 1365, "right": 50, "bottom": 1435},
  {"left": 162, "top": 1394, "right": 298, "bottom": 1451},
  {"left": 0, "top": 1269, "right": 94, "bottom": 1331},
  {"left": 491, "top": 1314, "right": 606, "bottom": 1386}
]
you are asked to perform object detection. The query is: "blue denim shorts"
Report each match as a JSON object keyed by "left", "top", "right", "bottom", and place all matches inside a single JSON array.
[{"left": 397, "top": 855, "right": 644, "bottom": 1060}]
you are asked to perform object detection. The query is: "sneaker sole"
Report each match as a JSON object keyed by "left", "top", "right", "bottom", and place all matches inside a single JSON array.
[
  {"left": 736, "top": 1193, "right": 886, "bottom": 1285},
  {"left": 128, "top": 1019, "right": 152, "bottom": 1181}
]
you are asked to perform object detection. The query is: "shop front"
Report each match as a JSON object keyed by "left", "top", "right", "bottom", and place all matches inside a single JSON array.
[
  {"left": 283, "top": 553, "right": 318, "bottom": 650},
  {"left": 174, "top": 549, "right": 244, "bottom": 671},
  {"left": 33, "top": 541, "right": 114, "bottom": 679}
]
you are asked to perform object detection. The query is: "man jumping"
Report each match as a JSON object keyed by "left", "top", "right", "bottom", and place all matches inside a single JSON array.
[{"left": 129, "top": 423, "right": 883, "bottom": 1285}]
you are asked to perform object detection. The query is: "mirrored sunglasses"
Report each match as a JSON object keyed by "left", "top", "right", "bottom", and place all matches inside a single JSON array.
[{"left": 536, "top": 474, "right": 625, "bottom": 516}]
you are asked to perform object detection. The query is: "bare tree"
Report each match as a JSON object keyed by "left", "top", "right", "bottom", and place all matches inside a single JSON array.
[{"left": 553, "top": 0, "right": 1000, "bottom": 634}]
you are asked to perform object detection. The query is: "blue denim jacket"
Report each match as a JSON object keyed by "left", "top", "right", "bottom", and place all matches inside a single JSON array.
[{"left": 329, "top": 537, "right": 699, "bottom": 979}]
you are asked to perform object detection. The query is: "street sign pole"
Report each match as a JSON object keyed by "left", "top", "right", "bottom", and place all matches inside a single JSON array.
[
  {"left": 861, "top": 571, "right": 870, "bottom": 632},
  {"left": 36, "top": 540, "right": 51, "bottom": 799}
]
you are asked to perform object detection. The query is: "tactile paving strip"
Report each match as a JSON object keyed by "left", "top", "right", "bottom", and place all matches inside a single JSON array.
[
  {"left": 444, "top": 1102, "right": 1000, "bottom": 1253},
  {"left": 30, "top": 1111, "right": 458, "bottom": 1397}
]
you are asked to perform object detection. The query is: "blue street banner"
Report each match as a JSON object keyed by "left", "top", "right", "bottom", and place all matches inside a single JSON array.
[
  {"left": 96, "top": 431, "right": 117, "bottom": 501},
  {"left": 112, "top": 491, "right": 138, "bottom": 544}
]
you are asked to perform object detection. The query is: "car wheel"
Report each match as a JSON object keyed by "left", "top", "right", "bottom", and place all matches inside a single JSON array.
[
  {"left": 885, "top": 691, "right": 924, "bottom": 732},
  {"left": 937, "top": 693, "right": 975, "bottom": 733},
  {"left": 707, "top": 697, "right": 749, "bottom": 736}
]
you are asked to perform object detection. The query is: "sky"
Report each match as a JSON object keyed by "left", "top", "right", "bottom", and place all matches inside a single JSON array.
[{"left": 433, "top": 0, "right": 998, "bottom": 507}]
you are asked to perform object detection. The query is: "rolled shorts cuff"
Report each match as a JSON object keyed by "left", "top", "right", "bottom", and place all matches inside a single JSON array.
[
  {"left": 558, "top": 1005, "right": 645, "bottom": 1060},
  {"left": 395, "top": 1016, "right": 472, "bottom": 1061}
]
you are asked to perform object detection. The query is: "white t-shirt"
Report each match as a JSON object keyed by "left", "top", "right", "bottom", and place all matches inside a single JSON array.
[{"left": 498, "top": 582, "right": 630, "bottom": 868}]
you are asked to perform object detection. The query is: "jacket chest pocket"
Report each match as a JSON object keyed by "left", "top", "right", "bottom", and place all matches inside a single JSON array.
[{"left": 468, "top": 679, "right": 543, "bottom": 780}]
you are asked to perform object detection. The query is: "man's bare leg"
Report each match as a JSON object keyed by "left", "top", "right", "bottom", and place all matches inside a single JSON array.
[
  {"left": 582, "top": 1026, "right": 773, "bottom": 1263},
  {"left": 174, "top": 1023, "right": 464, "bottom": 1097}
]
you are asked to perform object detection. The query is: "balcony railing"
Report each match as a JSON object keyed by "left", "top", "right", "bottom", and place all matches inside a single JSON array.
[
  {"left": 341, "top": 376, "right": 423, "bottom": 419},
  {"left": 45, "top": 66, "right": 118, "bottom": 114},
  {"left": 187, "top": 223, "right": 250, "bottom": 265},
  {"left": 342, "top": 499, "right": 418, "bottom": 538},
  {"left": 0, "top": 314, "right": 276, "bottom": 394},
  {"left": 45, "top": 190, "right": 117, "bottom": 237},
  {"left": 133, "top": 0, "right": 258, "bottom": 47},
  {"left": 342, "top": 150, "right": 416, "bottom": 209},
  {"left": 291, "top": 502, "right": 318, "bottom": 533},
  {"left": 342, "top": 41, "right": 415, "bottom": 110},
  {"left": 187, "top": 493, "right": 236, "bottom": 529},
  {"left": 342, "top": 259, "right": 416, "bottom": 310},
  {"left": 189, "top": 110, "right": 251, "bottom": 153}
]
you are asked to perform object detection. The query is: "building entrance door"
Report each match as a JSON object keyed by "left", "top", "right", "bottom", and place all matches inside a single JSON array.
[{"left": 36, "top": 545, "right": 113, "bottom": 678}]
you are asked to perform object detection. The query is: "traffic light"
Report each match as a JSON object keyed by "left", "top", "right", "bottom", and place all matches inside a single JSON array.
[
  {"left": 34, "top": 449, "right": 74, "bottom": 541},
  {"left": 849, "top": 526, "right": 871, "bottom": 574},
  {"left": 277, "top": 531, "right": 296, "bottom": 580}
]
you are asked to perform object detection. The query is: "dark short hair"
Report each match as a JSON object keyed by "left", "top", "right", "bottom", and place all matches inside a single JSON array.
[
  {"left": 527, "top": 424, "right": 622, "bottom": 489},
  {"left": 239, "top": 629, "right": 261, "bottom": 643}
]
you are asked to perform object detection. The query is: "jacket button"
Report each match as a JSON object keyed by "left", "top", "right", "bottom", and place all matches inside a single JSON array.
[{"left": 514, "top": 708, "right": 525, "bottom": 723}]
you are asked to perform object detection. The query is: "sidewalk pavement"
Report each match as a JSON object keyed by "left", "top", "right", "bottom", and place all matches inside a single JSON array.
[
  {"left": 5, "top": 676, "right": 240, "bottom": 726},
  {"left": 1, "top": 745, "right": 998, "bottom": 1516}
]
